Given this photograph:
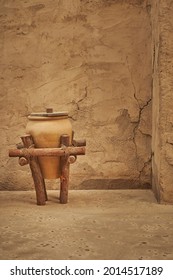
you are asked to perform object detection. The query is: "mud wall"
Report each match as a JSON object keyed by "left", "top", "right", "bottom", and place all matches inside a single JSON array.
[
  {"left": 0, "top": 0, "right": 152, "bottom": 190},
  {"left": 151, "top": 0, "right": 160, "bottom": 201},
  {"left": 152, "top": 0, "right": 173, "bottom": 203}
]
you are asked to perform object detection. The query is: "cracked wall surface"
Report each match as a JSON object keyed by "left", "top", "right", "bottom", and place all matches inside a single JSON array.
[{"left": 0, "top": 0, "right": 152, "bottom": 190}]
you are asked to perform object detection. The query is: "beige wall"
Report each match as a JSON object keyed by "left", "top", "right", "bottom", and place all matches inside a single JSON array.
[
  {"left": 151, "top": 0, "right": 160, "bottom": 201},
  {"left": 0, "top": 0, "right": 152, "bottom": 190},
  {"left": 152, "top": 0, "right": 173, "bottom": 203}
]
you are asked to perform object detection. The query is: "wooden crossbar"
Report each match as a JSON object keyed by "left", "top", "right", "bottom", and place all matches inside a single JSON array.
[{"left": 9, "top": 146, "right": 85, "bottom": 158}]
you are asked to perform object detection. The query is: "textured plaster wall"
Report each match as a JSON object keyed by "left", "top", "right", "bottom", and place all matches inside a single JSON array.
[
  {"left": 152, "top": 0, "right": 173, "bottom": 203},
  {"left": 0, "top": 0, "right": 152, "bottom": 190},
  {"left": 151, "top": 0, "right": 160, "bottom": 200}
]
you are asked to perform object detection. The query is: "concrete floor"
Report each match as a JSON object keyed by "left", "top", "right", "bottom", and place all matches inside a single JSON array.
[{"left": 0, "top": 189, "right": 173, "bottom": 260}]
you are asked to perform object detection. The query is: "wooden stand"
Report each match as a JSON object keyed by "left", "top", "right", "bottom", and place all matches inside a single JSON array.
[{"left": 9, "top": 134, "right": 86, "bottom": 205}]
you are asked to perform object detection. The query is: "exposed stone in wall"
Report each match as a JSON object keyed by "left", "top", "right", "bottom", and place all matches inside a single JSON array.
[{"left": 0, "top": 0, "right": 152, "bottom": 190}]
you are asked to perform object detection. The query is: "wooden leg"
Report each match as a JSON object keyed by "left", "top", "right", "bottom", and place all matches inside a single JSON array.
[
  {"left": 21, "top": 135, "right": 47, "bottom": 205},
  {"left": 60, "top": 134, "right": 70, "bottom": 204}
]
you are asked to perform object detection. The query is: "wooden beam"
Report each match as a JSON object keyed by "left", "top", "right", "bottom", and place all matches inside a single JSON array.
[
  {"left": 59, "top": 135, "right": 70, "bottom": 204},
  {"left": 9, "top": 146, "right": 85, "bottom": 158},
  {"left": 21, "top": 135, "right": 47, "bottom": 205},
  {"left": 72, "top": 139, "right": 86, "bottom": 147}
]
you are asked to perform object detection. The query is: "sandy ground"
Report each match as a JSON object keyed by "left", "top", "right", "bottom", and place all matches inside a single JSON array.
[{"left": 0, "top": 189, "right": 173, "bottom": 260}]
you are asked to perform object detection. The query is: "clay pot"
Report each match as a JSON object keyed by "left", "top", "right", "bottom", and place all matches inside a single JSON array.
[{"left": 26, "top": 109, "right": 72, "bottom": 179}]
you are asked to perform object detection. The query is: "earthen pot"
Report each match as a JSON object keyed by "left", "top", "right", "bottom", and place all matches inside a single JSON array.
[{"left": 26, "top": 109, "right": 72, "bottom": 179}]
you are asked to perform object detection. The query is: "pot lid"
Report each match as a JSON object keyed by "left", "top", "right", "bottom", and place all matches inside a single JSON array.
[{"left": 29, "top": 108, "right": 68, "bottom": 117}]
